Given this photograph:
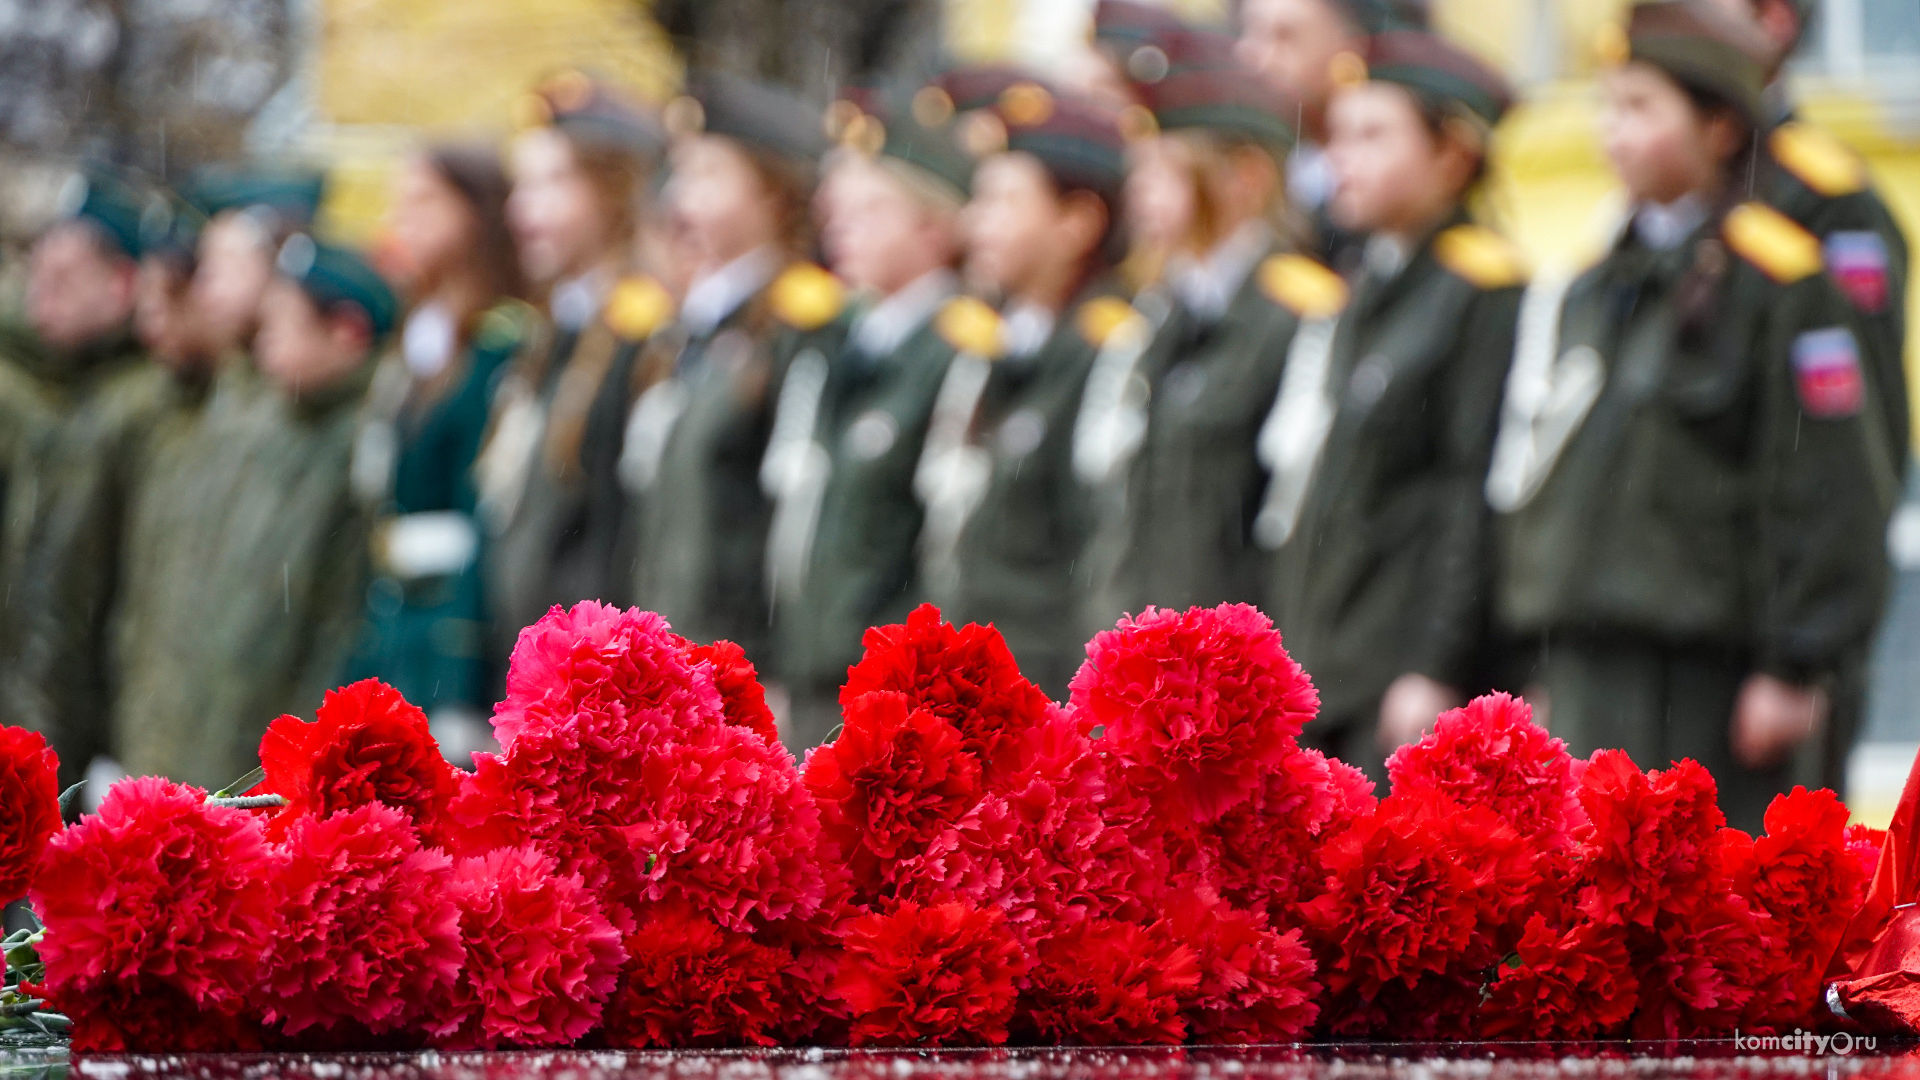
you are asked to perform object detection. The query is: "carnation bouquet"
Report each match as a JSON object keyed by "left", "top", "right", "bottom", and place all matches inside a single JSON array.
[{"left": 2, "top": 601, "right": 1901, "bottom": 1050}]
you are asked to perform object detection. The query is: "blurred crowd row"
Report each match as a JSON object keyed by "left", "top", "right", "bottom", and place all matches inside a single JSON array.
[{"left": 0, "top": 0, "right": 1906, "bottom": 834}]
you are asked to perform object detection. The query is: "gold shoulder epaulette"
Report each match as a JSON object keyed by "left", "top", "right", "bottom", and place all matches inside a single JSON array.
[
  {"left": 1075, "top": 295, "right": 1145, "bottom": 347},
  {"left": 769, "top": 263, "right": 846, "bottom": 331},
  {"left": 1724, "top": 202, "right": 1823, "bottom": 284},
  {"left": 936, "top": 296, "right": 1004, "bottom": 358},
  {"left": 475, "top": 298, "right": 538, "bottom": 351},
  {"left": 603, "top": 275, "right": 674, "bottom": 341},
  {"left": 1432, "top": 225, "right": 1528, "bottom": 290},
  {"left": 1258, "top": 253, "right": 1349, "bottom": 318},
  {"left": 1770, "top": 122, "right": 1866, "bottom": 198}
]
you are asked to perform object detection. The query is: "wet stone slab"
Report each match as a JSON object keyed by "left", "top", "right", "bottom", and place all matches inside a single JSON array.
[{"left": 1, "top": 1045, "right": 1916, "bottom": 1080}]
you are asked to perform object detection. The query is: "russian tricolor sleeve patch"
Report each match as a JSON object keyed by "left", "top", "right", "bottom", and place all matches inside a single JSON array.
[{"left": 1791, "top": 327, "right": 1867, "bottom": 419}]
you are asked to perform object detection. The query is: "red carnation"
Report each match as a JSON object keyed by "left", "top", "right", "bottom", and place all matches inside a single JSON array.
[
  {"left": 1480, "top": 914, "right": 1638, "bottom": 1039},
  {"left": 603, "top": 903, "right": 790, "bottom": 1048},
  {"left": 0, "top": 725, "right": 60, "bottom": 904},
  {"left": 1573, "top": 752, "right": 1724, "bottom": 929},
  {"left": 1386, "top": 692, "right": 1584, "bottom": 849},
  {"left": 1737, "top": 787, "right": 1865, "bottom": 1026},
  {"left": 259, "top": 679, "right": 459, "bottom": 844},
  {"left": 612, "top": 720, "right": 827, "bottom": 931},
  {"left": 688, "top": 639, "right": 779, "bottom": 744},
  {"left": 805, "top": 691, "right": 982, "bottom": 895},
  {"left": 1303, "top": 787, "right": 1533, "bottom": 1036},
  {"left": 1205, "top": 743, "right": 1375, "bottom": 930},
  {"left": 835, "top": 899, "right": 1029, "bottom": 1047},
  {"left": 260, "top": 802, "right": 464, "bottom": 1041},
  {"left": 1845, "top": 823, "right": 1885, "bottom": 896},
  {"left": 32, "top": 777, "right": 286, "bottom": 1052},
  {"left": 1164, "top": 887, "right": 1319, "bottom": 1043},
  {"left": 1629, "top": 886, "right": 1772, "bottom": 1039},
  {"left": 1070, "top": 604, "right": 1316, "bottom": 824},
  {"left": 433, "top": 845, "right": 625, "bottom": 1049},
  {"left": 1017, "top": 917, "right": 1198, "bottom": 1045},
  {"left": 840, "top": 604, "right": 1051, "bottom": 776},
  {"left": 491, "top": 601, "right": 723, "bottom": 753}
]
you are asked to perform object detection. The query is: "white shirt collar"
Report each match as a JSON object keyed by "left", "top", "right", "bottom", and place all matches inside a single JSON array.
[
  {"left": 1001, "top": 302, "right": 1056, "bottom": 360},
  {"left": 681, "top": 246, "right": 783, "bottom": 338},
  {"left": 851, "top": 269, "right": 959, "bottom": 359},
  {"left": 1168, "top": 221, "right": 1272, "bottom": 321},
  {"left": 550, "top": 270, "right": 610, "bottom": 333},
  {"left": 402, "top": 301, "right": 458, "bottom": 379},
  {"left": 1363, "top": 234, "right": 1410, "bottom": 280},
  {"left": 1632, "top": 193, "right": 1711, "bottom": 252},
  {"left": 1287, "top": 142, "right": 1337, "bottom": 213}
]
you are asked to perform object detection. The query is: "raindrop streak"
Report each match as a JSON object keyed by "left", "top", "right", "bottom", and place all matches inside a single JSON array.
[{"left": 282, "top": 563, "right": 290, "bottom": 613}]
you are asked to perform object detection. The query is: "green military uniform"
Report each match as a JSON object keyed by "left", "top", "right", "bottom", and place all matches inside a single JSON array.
[
  {"left": 341, "top": 300, "right": 535, "bottom": 717},
  {"left": 1266, "top": 31, "right": 1522, "bottom": 780},
  {"left": 922, "top": 289, "right": 1119, "bottom": 697},
  {"left": 0, "top": 173, "right": 173, "bottom": 786},
  {"left": 1491, "top": 201, "right": 1896, "bottom": 831},
  {"left": 1755, "top": 109, "right": 1911, "bottom": 793},
  {"left": 630, "top": 258, "right": 842, "bottom": 661},
  {"left": 477, "top": 276, "right": 664, "bottom": 659},
  {"left": 119, "top": 236, "right": 392, "bottom": 789},
  {"left": 768, "top": 278, "right": 963, "bottom": 748}
]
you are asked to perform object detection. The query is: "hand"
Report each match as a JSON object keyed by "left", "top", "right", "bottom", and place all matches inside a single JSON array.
[
  {"left": 1731, "top": 673, "right": 1828, "bottom": 770},
  {"left": 1377, "top": 673, "right": 1462, "bottom": 755}
]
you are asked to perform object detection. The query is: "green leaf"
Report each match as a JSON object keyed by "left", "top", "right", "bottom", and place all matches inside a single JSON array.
[
  {"left": 211, "top": 766, "right": 266, "bottom": 800},
  {"left": 55, "top": 782, "right": 83, "bottom": 818}
]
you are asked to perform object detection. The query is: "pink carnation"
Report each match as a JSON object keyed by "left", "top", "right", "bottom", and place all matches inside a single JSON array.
[
  {"left": 1386, "top": 692, "right": 1584, "bottom": 848},
  {"left": 260, "top": 803, "right": 463, "bottom": 1041},
  {"left": 433, "top": 845, "right": 626, "bottom": 1048}
]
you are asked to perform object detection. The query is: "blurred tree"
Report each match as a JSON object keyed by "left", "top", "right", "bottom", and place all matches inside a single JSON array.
[
  {"left": 654, "top": 0, "right": 944, "bottom": 98},
  {"left": 0, "top": 0, "right": 293, "bottom": 176}
]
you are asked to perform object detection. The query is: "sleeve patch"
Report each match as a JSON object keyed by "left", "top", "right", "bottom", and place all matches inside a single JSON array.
[
  {"left": 1770, "top": 123, "right": 1867, "bottom": 198},
  {"left": 1791, "top": 327, "right": 1866, "bottom": 419},
  {"left": 1825, "top": 231, "right": 1891, "bottom": 314},
  {"left": 1431, "top": 226, "right": 1527, "bottom": 290},
  {"left": 1724, "top": 202, "right": 1823, "bottom": 284},
  {"left": 1258, "top": 254, "right": 1349, "bottom": 318},
  {"left": 770, "top": 263, "right": 847, "bottom": 331}
]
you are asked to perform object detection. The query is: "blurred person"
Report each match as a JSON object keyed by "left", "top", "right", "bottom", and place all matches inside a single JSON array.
[
  {"left": 1234, "top": 0, "right": 1424, "bottom": 272},
  {"left": 1710, "top": 0, "right": 1911, "bottom": 794},
  {"left": 0, "top": 171, "right": 171, "bottom": 787},
  {"left": 187, "top": 166, "right": 326, "bottom": 386},
  {"left": 915, "top": 80, "right": 1130, "bottom": 696},
  {"left": 762, "top": 90, "right": 972, "bottom": 751},
  {"left": 122, "top": 235, "right": 393, "bottom": 790},
  {"left": 1074, "top": 28, "right": 1344, "bottom": 640},
  {"left": 478, "top": 74, "right": 670, "bottom": 665},
  {"left": 1485, "top": 0, "right": 1897, "bottom": 832},
  {"left": 337, "top": 146, "right": 534, "bottom": 754},
  {"left": 625, "top": 73, "right": 839, "bottom": 664},
  {"left": 1266, "top": 31, "right": 1523, "bottom": 780}
]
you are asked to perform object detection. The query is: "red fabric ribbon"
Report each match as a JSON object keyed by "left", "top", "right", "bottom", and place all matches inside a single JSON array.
[{"left": 1828, "top": 749, "right": 1920, "bottom": 1031}]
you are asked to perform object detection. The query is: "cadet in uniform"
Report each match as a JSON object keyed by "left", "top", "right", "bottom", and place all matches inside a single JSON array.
[
  {"left": 1486, "top": 1, "right": 1898, "bottom": 831},
  {"left": 479, "top": 74, "right": 669, "bottom": 663},
  {"left": 916, "top": 81, "right": 1129, "bottom": 697},
  {"left": 135, "top": 236, "right": 394, "bottom": 789},
  {"left": 0, "top": 171, "right": 171, "bottom": 787},
  {"left": 1265, "top": 31, "right": 1523, "bottom": 778},
  {"left": 1235, "top": 0, "right": 1424, "bottom": 273},
  {"left": 763, "top": 91, "right": 973, "bottom": 750},
  {"left": 626, "top": 73, "right": 838, "bottom": 664},
  {"left": 339, "top": 146, "right": 533, "bottom": 747},
  {"left": 187, "top": 166, "right": 326, "bottom": 396},
  {"left": 1716, "top": 0, "right": 1912, "bottom": 793},
  {"left": 1077, "top": 26, "right": 1343, "bottom": 633}
]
